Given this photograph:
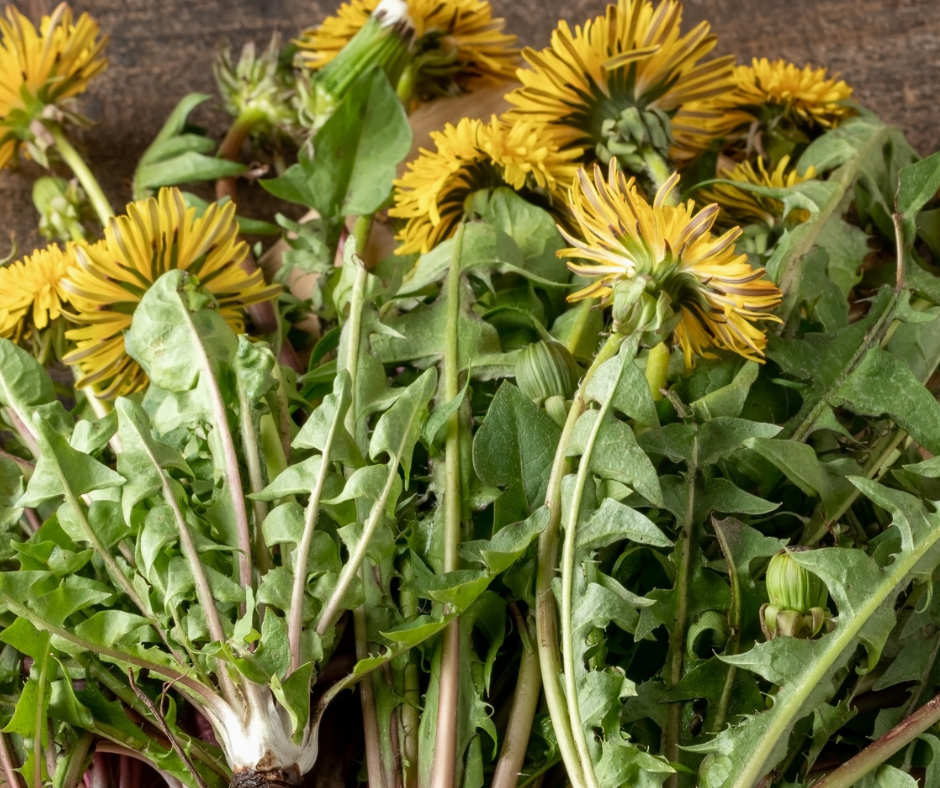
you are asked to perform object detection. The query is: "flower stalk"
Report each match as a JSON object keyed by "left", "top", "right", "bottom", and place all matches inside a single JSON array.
[
  {"left": 430, "top": 221, "right": 468, "bottom": 788},
  {"left": 47, "top": 124, "right": 114, "bottom": 227},
  {"left": 535, "top": 332, "right": 624, "bottom": 788}
]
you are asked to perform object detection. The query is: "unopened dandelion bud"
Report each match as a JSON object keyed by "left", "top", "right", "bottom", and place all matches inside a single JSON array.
[
  {"left": 766, "top": 549, "right": 827, "bottom": 612},
  {"left": 515, "top": 340, "right": 580, "bottom": 404},
  {"left": 762, "top": 548, "right": 830, "bottom": 640},
  {"left": 305, "top": 0, "right": 415, "bottom": 131}
]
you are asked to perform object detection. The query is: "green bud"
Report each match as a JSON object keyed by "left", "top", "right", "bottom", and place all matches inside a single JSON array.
[
  {"left": 304, "top": 0, "right": 415, "bottom": 132},
  {"left": 762, "top": 549, "right": 830, "bottom": 640},
  {"left": 33, "top": 176, "right": 89, "bottom": 242},
  {"left": 766, "top": 549, "right": 827, "bottom": 612},
  {"left": 515, "top": 340, "right": 581, "bottom": 404}
]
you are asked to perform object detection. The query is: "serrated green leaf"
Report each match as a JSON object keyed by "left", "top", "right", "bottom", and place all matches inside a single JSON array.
[
  {"left": 19, "top": 413, "right": 125, "bottom": 508},
  {"left": 264, "top": 68, "right": 410, "bottom": 216},
  {"left": 271, "top": 662, "right": 314, "bottom": 742},
  {"left": 407, "top": 570, "right": 492, "bottom": 611},
  {"left": 125, "top": 269, "right": 238, "bottom": 393},
  {"left": 745, "top": 437, "right": 855, "bottom": 519},
  {"left": 585, "top": 337, "right": 659, "bottom": 428},
  {"left": 472, "top": 382, "right": 561, "bottom": 519},
  {"left": 832, "top": 346, "right": 940, "bottom": 454},
  {"left": 567, "top": 410, "right": 663, "bottom": 506},
  {"left": 369, "top": 367, "right": 436, "bottom": 486}
]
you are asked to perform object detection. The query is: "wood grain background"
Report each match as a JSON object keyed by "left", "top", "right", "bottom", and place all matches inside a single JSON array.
[{"left": 3, "top": 0, "right": 939, "bottom": 256}]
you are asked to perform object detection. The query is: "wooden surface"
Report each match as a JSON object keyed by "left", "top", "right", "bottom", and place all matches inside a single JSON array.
[{"left": 3, "top": 0, "right": 939, "bottom": 255}]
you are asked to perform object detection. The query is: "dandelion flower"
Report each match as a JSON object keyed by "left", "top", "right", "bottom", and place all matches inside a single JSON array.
[
  {"left": 507, "top": 0, "right": 733, "bottom": 177},
  {"left": 721, "top": 58, "right": 854, "bottom": 133},
  {"left": 0, "top": 3, "right": 107, "bottom": 171},
  {"left": 561, "top": 161, "right": 782, "bottom": 365},
  {"left": 0, "top": 245, "right": 72, "bottom": 340},
  {"left": 62, "top": 188, "right": 280, "bottom": 399},
  {"left": 697, "top": 155, "right": 817, "bottom": 229},
  {"left": 390, "top": 115, "right": 581, "bottom": 254},
  {"left": 297, "top": 0, "right": 519, "bottom": 103}
]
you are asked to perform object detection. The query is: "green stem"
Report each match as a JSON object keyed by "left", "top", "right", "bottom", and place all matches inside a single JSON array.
[
  {"left": 354, "top": 599, "right": 387, "bottom": 788},
  {"left": 237, "top": 382, "right": 271, "bottom": 577},
  {"left": 561, "top": 349, "right": 624, "bottom": 788},
  {"left": 342, "top": 260, "right": 369, "bottom": 443},
  {"left": 430, "top": 222, "right": 467, "bottom": 788},
  {"left": 56, "top": 731, "right": 94, "bottom": 788},
  {"left": 492, "top": 618, "right": 542, "bottom": 788},
  {"left": 333, "top": 237, "right": 385, "bottom": 784},
  {"left": 178, "top": 302, "right": 254, "bottom": 594},
  {"left": 663, "top": 449, "right": 698, "bottom": 788},
  {"left": 399, "top": 577, "right": 420, "bottom": 788},
  {"left": 351, "top": 214, "right": 374, "bottom": 271},
  {"left": 711, "top": 526, "right": 743, "bottom": 735},
  {"left": 645, "top": 341, "right": 670, "bottom": 401},
  {"left": 32, "top": 645, "right": 50, "bottom": 788},
  {"left": 47, "top": 124, "right": 114, "bottom": 227},
  {"left": 535, "top": 333, "right": 623, "bottom": 788},
  {"left": 813, "top": 690, "right": 940, "bottom": 788},
  {"left": 0, "top": 731, "right": 23, "bottom": 788},
  {"left": 216, "top": 107, "right": 266, "bottom": 203}
]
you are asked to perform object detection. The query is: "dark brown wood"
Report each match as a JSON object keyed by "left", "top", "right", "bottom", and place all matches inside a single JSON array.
[{"left": 2, "top": 0, "right": 938, "bottom": 256}]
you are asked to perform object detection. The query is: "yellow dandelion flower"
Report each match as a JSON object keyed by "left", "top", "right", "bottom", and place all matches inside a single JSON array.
[
  {"left": 716, "top": 58, "right": 855, "bottom": 139},
  {"left": 0, "top": 3, "right": 107, "bottom": 171},
  {"left": 62, "top": 188, "right": 280, "bottom": 399},
  {"left": 507, "top": 0, "right": 733, "bottom": 173},
  {"left": 390, "top": 115, "right": 581, "bottom": 255},
  {"left": 697, "top": 155, "right": 817, "bottom": 228},
  {"left": 297, "top": 0, "right": 519, "bottom": 102},
  {"left": 0, "top": 245, "right": 73, "bottom": 340},
  {"left": 560, "top": 161, "right": 782, "bottom": 365}
]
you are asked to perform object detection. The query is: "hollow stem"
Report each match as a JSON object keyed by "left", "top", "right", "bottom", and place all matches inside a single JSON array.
[
  {"left": 399, "top": 575, "right": 420, "bottom": 788},
  {"left": 492, "top": 616, "right": 542, "bottom": 788},
  {"left": 0, "top": 732, "right": 22, "bottom": 788},
  {"left": 813, "top": 689, "right": 940, "bottom": 788},
  {"left": 216, "top": 107, "right": 266, "bottom": 203},
  {"left": 47, "top": 123, "right": 114, "bottom": 227},
  {"left": 430, "top": 222, "right": 467, "bottom": 788},
  {"left": 535, "top": 333, "right": 623, "bottom": 788},
  {"left": 355, "top": 591, "right": 387, "bottom": 788},
  {"left": 663, "top": 450, "right": 698, "bottom": 788},
  {"left": 59, "top": 730, "right": 94, "bottom": 788}
]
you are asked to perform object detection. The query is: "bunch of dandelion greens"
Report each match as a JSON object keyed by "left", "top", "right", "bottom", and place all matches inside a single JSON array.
[{"left": 0, "top": 1, "right": 939, "bottom": 788}]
